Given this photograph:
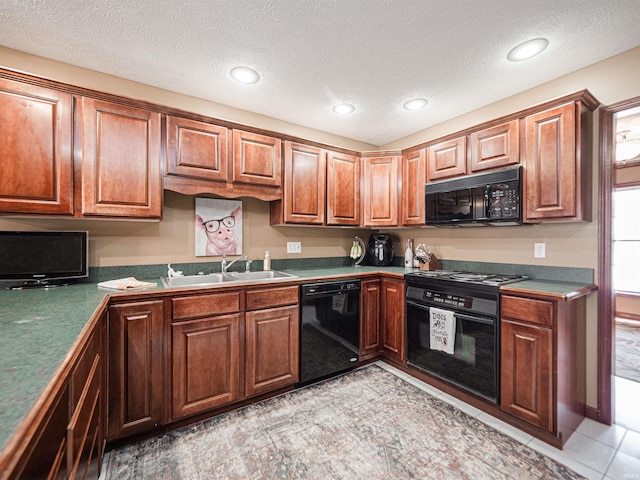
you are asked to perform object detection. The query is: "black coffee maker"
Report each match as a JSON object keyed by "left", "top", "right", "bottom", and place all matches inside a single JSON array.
[{"left": 366, "top": 233, "right": 394, "bottom": 266}]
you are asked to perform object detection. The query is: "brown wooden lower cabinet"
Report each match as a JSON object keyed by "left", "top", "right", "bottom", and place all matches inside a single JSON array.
[
  {"left": 500, "top": 292, "right": 587, "bottom": 444},
  {"left": 67, "top": 315, "right": 105, "bottom": 480},
  {"left": 12, "top": 383, "right": 70, "bottom": 480},
  {"left": 360, "top": 279, "right": 381, "bottom": 359},
  {"left": 245, "top": 304, "right": 299, "bottom": 397},
  {"left": 381, "top": 278, "right": 406, "bottom": 363},
  {"left": 171, "top": 314, "right": 242, "bottom": 419},
  {"left": 108, "top": 300, "right": 164, "bottom": 440},
  {"left": 500, "top": 319, "right": 553, "bottom": 431}
]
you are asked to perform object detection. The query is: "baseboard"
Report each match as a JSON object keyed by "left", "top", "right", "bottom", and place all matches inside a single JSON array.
[
  {"left": 615, "top": 316, "right": 640, "bottom": 327},
  {"left": 584, "top": 405, "right": 610, "bottom": 425}
]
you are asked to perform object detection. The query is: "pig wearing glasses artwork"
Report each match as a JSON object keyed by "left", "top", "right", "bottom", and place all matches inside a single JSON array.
[{"left": 195, "top": 198, "right": 243, "bottom": 256}]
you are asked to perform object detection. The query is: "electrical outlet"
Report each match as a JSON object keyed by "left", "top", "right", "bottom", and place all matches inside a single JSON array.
[
  {"left": 534, "top": 242, "right": 546, "bottom": 258},
  {"left": 287, "top": 241, "right": 302, "bottom": 254}
]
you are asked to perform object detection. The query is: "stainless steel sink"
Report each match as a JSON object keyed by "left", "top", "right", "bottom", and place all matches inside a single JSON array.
[
  {"left": 161, "top": 273, "right": 236, "bottom": 287},
  {"left": 161, "top": 270, "right": 297, "bottom": 287},
  {"left": 225, "top": 270, "right": 297, "bottom": 281}
]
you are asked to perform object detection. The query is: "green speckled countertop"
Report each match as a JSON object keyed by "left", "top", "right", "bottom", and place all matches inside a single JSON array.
[
  {"left": 0, "top": 265, "right": 595, "bottom": 453},
  {"left": 499, "top": 279, "right": 598, "bottom": 300},
  {"left": 0, "top": 284, "right": 107, "bottom": 450}
]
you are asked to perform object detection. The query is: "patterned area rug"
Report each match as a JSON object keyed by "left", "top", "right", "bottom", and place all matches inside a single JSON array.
[
  {"left": 616, "top": 323, "right": 640, "bottom": 383},
  {"left": 106, "top": 365, "right": 584, "bottom": 479}
]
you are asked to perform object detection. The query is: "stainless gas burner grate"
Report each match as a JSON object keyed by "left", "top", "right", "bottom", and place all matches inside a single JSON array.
[{"left": 450, "top": 273, "right": 490, "bottom": 281}]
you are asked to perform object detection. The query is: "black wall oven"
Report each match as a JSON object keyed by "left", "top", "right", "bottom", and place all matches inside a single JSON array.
[
  {"left": 405, "top": 271, "right": 525, "bottom": 404},
  {"left": 425, "top": 166, "right": 522, "bottom": 226}
]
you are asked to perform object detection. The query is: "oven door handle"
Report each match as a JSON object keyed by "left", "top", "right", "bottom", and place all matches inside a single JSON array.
[
  {"left": 406, "top": 300, "right": 430, "bottom": 310},
  {"left": 454, "top": 312, "right": 495, "bottom": 326},
  {"left": 407, "top": 301, "right": 495, "bottom": 326}
]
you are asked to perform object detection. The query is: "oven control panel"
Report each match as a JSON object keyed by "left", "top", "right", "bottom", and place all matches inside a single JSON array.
[{"left": 423, "top": 291, "right": 472, "bottom": 309}]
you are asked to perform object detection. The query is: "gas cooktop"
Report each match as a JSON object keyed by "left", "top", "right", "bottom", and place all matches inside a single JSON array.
[{"left": 405, "top": 270, "right": 527, "bottom": 286}]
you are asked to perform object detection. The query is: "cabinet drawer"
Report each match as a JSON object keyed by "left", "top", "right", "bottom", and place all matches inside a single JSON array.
[
  {"left": 67, "top": 356, "right": 100, "bottom": 478},
  {"left": 501, "top": 295, "right": 553, "bottom": 326},
  {"left": 172, "top": 291, "right": 241, "bottom": 320},
  {"left": 246, "top": 286, "right": 299, "bottom": 311},
  {"left": 70, "top": 327, "right": 100, "bottom": 409}
]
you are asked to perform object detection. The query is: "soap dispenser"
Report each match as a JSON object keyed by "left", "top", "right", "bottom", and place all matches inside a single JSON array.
[{"left": 263, "top": 251, "right": 271, "bottom": 271}]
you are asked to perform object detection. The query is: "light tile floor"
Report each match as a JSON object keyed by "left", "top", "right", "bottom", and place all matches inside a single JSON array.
[
  {"left": 376, "top": 361, "right": 640, "bottom": 480},
  {"left": 100, "top": 364, "right": 640, "bottom": 480}
]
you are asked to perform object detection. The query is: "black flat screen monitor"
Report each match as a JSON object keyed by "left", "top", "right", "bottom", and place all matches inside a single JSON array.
[{"left": 0, "top": 231, "right": 88, "bottom": 289}]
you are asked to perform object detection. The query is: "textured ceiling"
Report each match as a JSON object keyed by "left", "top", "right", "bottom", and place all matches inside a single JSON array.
[{"left": 1, "top": 0, "right": 640, "bottom": 146}]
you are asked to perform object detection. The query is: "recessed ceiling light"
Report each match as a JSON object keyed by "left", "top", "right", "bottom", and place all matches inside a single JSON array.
[
  {"left": 403, "top": 98, "right": 428, "bottom": 111},
  {"left": 332, "top": 103, "right": 355, "bottom": 115},
  {"left": 230, "top": 66, "right": 260, "bottom": 84},
  {"left": 507, "top": 38, "right": 549, "bottom": 61}
]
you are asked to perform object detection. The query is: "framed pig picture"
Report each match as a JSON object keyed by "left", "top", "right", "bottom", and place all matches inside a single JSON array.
[{"left": 195, "top": 198, "right": 243, "bottom": 256}]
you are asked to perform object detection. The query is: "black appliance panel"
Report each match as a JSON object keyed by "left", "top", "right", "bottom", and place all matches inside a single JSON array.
[
  {"left": 425, "top": 166, "right": 521, "bottom": 226},
  {"left": 405, "top": 275, "right": 503, "bottom": 404},
  {"left": 299, "top": 280, "right": 361, "bottom": 386},
  {"left": 406, "top": 301, "right": 498, "bottom": 402}
]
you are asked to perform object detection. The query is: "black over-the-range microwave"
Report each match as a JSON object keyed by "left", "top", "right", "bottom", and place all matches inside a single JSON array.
[{"left": 425, "top": 165, "right": 522, "bottom": 226}]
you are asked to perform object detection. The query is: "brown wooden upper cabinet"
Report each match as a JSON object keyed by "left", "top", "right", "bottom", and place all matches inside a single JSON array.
[
  {"left": 78, "top": 98, "right": 162, "bottom": 219},
  {"left": 402, "top": 148, "right": 426, "bottom": 225},
  {"left": 165, "top": 115, "right": 228, "bottom": 182},
  {"left": 426, "top": 136, "right": 466, "bottom": 181},
  {"left": 0, "top": 78, "right": 74, "bottom": 215},
  {"left": 281, "top": 141, "right": 326, "bottom": 224},
  {"left": 271, "top": 143, "right": 361, "bottom": 226},
  {"left": 362, "top": 154, "right": 400, "bottom": 227},
  {"left": 523, "top": 100, "right": 591, "bottom": 222},
  {"left": 327, "top": 151, "right": 360, "bottom": 226},
  {"left": 232, "top": 129, "right": 282, "bottom": 187},
  {"left": 469, "top": 120, "right": 519, "bottom": 172}
]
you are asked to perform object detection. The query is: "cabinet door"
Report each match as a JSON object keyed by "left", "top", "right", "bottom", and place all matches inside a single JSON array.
[
  {"left": 402, "top": 149, "right": 426, "bottom": 225},
  {"left": 0, "top": 78, "right": 73, "bottom": 215},
  {"left": 165, "top": 115, "right": 228, "bottom": 182},
  {"left": 282, "top": 141, "right": 326, "bottom": 224},
  {"left": 501, "top": 320, "right": 553, "bottom": 432},
  {"left": 523, "top": 102, "right": 577, "bottom": 221},
  {"left": 68, "top": 317, "right": 105, "bottom": 480},
  {"left": 381, "top": 278, "right": 406, "bottom": 362},
  {"left": 12, "top": 384, "right": 69, "bottom": 480},
  {"left": 469, "top": 120, "right": 519, "bottom": 172},
  {"left": 108, "top": 300, "right": 164, "bottom": 440},
  {"left": 327, "top": 151, "right": 360, "bottom": 226},
  {"left": 232, "top": 129, "right": 282, "bottom": 187},
  {"left": 426, "top": 136, "right": 466, "bottom": 181},
  {"left": 79, "top": 98, "right": 162, "bottom": 218},
  {"left": 171, "top": 314, "right": 241, "bottom": 419},
  {"left": 360, "top": 279, "right": 381, "bottom": 358},
  {"left": 362, "top": 155, "right": 400, "bottom": 227},
  {"left": 245, "top": 305, "right": 299, "bottom": 397}
]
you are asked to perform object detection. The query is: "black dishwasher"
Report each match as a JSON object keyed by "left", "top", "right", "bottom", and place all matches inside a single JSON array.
[{"left": 299, "top": 280, "right": 361, "bottom": 386}]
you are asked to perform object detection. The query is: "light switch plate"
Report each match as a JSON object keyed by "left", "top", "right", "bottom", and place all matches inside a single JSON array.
[
  {"left": 534, "top": 242, "right": 546, "bottom": 258},
  {"left": 287, "top": 241, "right": 302, "bottom": 254}
]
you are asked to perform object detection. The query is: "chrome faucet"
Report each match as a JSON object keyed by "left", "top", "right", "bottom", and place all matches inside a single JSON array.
[{"left": 221, "top": 255, "right": 248, "bottom": 273}]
